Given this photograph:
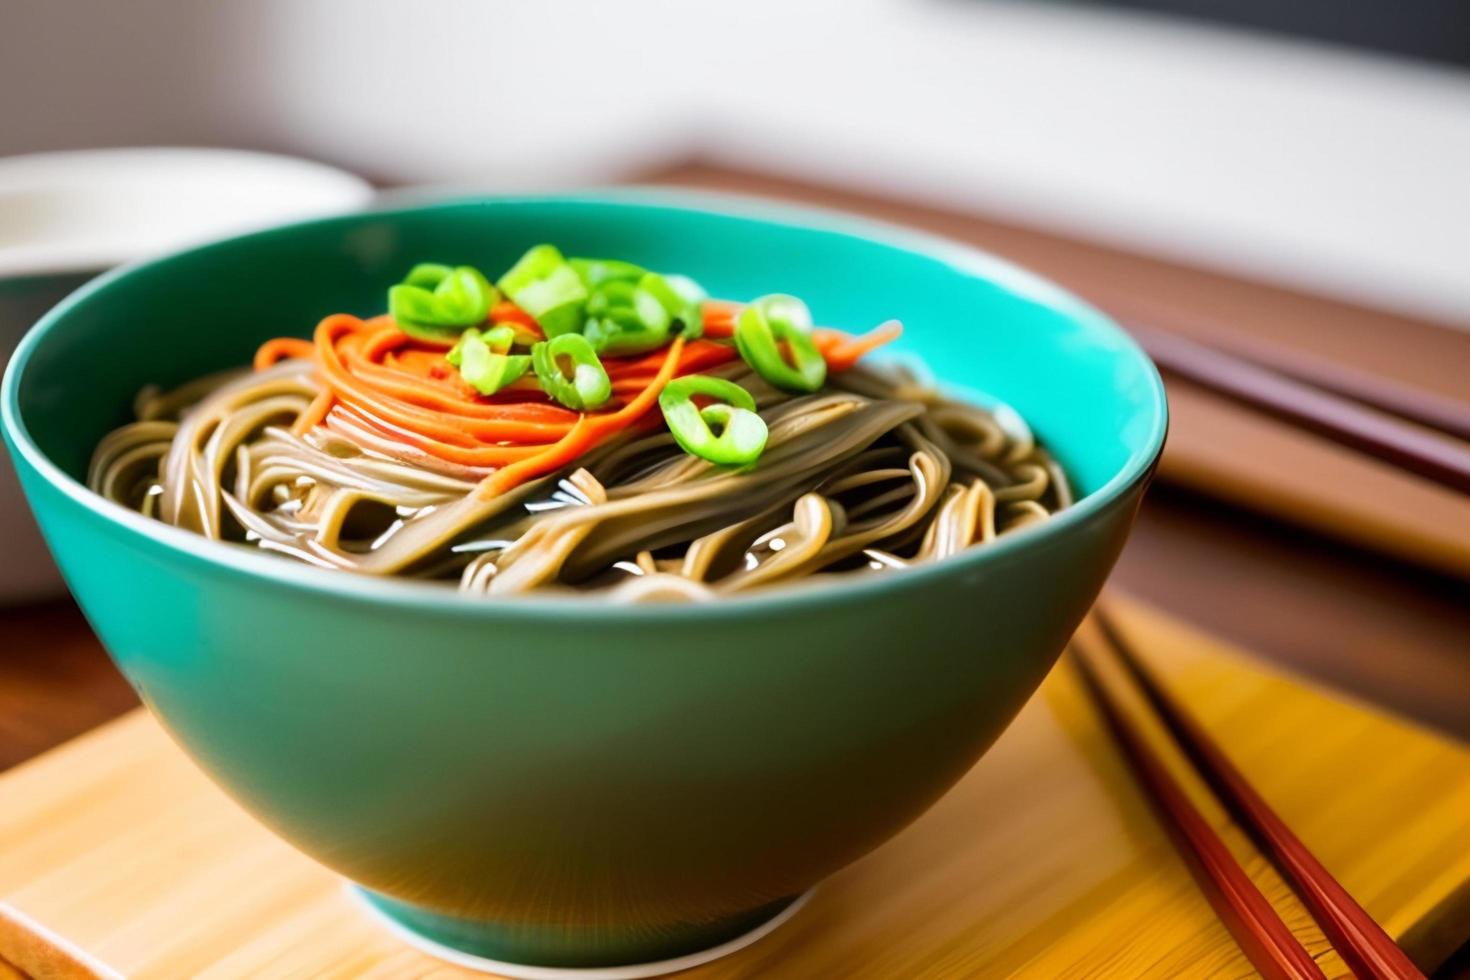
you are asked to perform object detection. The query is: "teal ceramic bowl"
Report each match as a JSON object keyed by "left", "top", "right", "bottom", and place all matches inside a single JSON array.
[{"left": 1, "top": 193, "right": 1165, "bottom": 973}]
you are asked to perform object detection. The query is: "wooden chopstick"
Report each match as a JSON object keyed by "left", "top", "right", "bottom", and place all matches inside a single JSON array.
[
  {"left": 1128, "top": 324, "right": 1470, "bottom": 496},
  {"left": 1130, "top": 322, "right": 1470, "bottom": 443},
  {"left": 1067, "top": 638, "right": 1327, "bottom": 980},
  {"left": 1091, "top": 607, "right": 1427, "bottom": 980}
]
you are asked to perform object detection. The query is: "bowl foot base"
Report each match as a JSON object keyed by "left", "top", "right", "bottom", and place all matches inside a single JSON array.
[{"left": 349, "top": 885, "right": 813, "bottom": 979}]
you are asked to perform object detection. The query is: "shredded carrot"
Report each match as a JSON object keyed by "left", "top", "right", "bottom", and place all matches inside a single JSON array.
[
  {"left": 254, "top": 338, "right": 314, "bottom": 371},
  {"left": 291, "top": 389, "right": 335, "bottom": 436},
  {"left": 251, "top": 298, "right": 896, "bottom": 496},
  {"left": 701, "top": 301, "right": 740, "bottom": 339},
  {"left": 814, "top": 320, "right": 903, "bottom": 372},
  {"left": 605, "top": 339, "right": 738, "bottom": 381},
  {"left": 489, "top": 301, "right": 543, "bottom": 337},
  {"left": 477, "top": 338, "right": 685, "bottom": 499}
]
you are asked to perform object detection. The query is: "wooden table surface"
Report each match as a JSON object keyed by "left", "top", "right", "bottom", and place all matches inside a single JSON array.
[{"left": 1, "top": 162, "right": 1467, "bottom": 975}]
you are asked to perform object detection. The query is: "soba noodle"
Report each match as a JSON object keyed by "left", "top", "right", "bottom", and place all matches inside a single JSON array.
[{"left": 88, "top": 248, "right": 1070, "bottom": 601}]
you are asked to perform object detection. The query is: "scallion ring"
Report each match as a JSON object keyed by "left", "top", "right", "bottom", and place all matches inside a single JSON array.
[
  {"left": 734, "top": 294, "right": 826, "bottom": 392},
  {"left": 498, "top": 244, "right": 588, "bottom": 338},
  {"left": 531, "top": 333, "right": 612, "bottom": 410},
  {"left": 658, "top": 375, "right": 768, "bottom": 466},
  {"left": 584, "top": 278, "right": 670, "bottom": 355},
  {"left": 447, "top": 327, "right": 531, "bottom": 395},
  {"left": 388, "top": 264, "right": 498, "bottom": 340}
]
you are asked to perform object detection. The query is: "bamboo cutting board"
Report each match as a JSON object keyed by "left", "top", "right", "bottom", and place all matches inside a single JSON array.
[{"left": 1, "top": 599, "right": 1467, "bottom": 979}]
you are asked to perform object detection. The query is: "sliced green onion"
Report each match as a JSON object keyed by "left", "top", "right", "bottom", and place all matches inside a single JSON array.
[
  {"left": 570, "top": 257, "right": 645, "bottom": 288},
  {"left": 662, "top": 274, "right": 707, "bottom": 339},
  {"left": 494, "top": 320, "right": 543, "bottom": 347},
  {"left": 751, "top": 293, "right": 812, "bottom": 331},
  {"left": 388, "top": 264, "right": 498, "bottom": 340},
  {"left": 634, "top": 275, "right": 677, "bottom": 336},
  {"left": 658, "top": 375, "right": 768, "bottom": 466},
  {"left": 638, "top": 271, "right": 708, "bottom": 340},
  {"left": 734, "top": 295, "right": 826, "bottom": 392},
  {"left": 481, "top": 324, "right": 518, "bottom": 354},
  {"left": 404, "top": 263, "right": 454, "bottom": 289},
  {"left": 584, "top": 313, "right": 669, "bottom": 356},
  {"left": 455, "top": 329, "right": 531, "bottom": 395},
  {"left": 498, "top": 245, "right": 587, "bottom": 338},
  {"left": 584, "top": 276, "right": 669, "bottom": 355},
  {"left": 447, "top": 324, "right": 519, "bottom": 368},
  {"left": 531, "top": 333, "right": 612, "bottom": 410},
  {"left": 583, "top": 271, "right": 707, "bottom": 354}
]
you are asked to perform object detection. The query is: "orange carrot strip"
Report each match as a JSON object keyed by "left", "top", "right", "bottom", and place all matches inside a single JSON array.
[
  {"left": 254, "top": 337, "right": 314, "bottom": 371},
  {"left": 477, "top": 337, "right": 686, "bottom": 499},
  {"left": 337, "top": 366, "right": 574, "bottom": 441},
  {"left": 701, "top": 301, "right": 740, "bottom": 339},
  {"left": 363, "top": 327, "right": 444, "bottom": 360},
  {"left": 605, "top": 340, "right": 738, "bottom": 379},
  {"left": 489, "top": 301, "right": 544, "bottom": 337},
  {"left": 609, "top": 341, "right": 739, "bottom": 396},
  {"left": 355, "top": 355, "right": 575, "bottom": 422},
  {"left": 265, "top": 299, "right": 890, "bottom": 478},
  {"left": 291, "top": 390, "right": 334, "bottom": 436},
  {"left": 331, "top": 401, "right": 545, "bottom": 467},
  {"left": 813, "top": 321, "right": 903, "bottom": 372},
  {"left": 353, "top": 352, "right": 479, "bottom": 401},
  {"left": 317, "top": 316, "right": 573, "bottom": 445}
]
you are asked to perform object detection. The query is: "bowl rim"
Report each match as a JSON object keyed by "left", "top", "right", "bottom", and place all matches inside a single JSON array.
[{"left": 1, "top": 188, "right": 1168, "bottom": 621}]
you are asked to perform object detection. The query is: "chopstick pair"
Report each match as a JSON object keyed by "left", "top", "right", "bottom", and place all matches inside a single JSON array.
[
  {"left": 1127, "top": 324, "right": 1470, "bottom": 496},
  {"left": 1069, "top": 606, "right": 1425, "bottom": 980}
]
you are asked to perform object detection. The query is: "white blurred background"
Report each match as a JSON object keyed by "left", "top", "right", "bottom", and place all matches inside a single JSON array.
[{"left": 4, "top": 0, "right": 1469, "bottom": 326}]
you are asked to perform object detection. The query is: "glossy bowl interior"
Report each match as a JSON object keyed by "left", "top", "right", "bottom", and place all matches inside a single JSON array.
[{"left": 2, "top": 193, "right": 1165, "bottom": 970}]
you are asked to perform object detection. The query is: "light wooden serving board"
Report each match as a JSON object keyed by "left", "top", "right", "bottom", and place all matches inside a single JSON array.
[{"left": 1, "top": 599, "right": 1467, "bottom": 979}]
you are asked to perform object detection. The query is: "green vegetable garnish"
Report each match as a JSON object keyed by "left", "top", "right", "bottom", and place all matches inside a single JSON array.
[
  {"left": 388, "top": 264, "right": 498, "bottom": 340},
  {"left": 583, "top": 271, "right": 706, "bottom": 354},
  {"left": 583, "top": 277, "right": 669, "bottom": 355},
  {"left": 734, "top": 294, "right": 826, "bottom": 392},
  {"left": 448, "top": 324, "right": 518, "bottom": 366},
  {"left": 569, "top": 257, "right": 645, "bottom": 288},
  {"left": 447, "top": 326, "right": 529, "bottom": 395},
  {"left": 661, "top": 274, "right": 707, "bottom": 340},
  {"left": 499, "top": 245, "right": 587, "bottom": 338},
  {"left": 531, "top": 333, "right": 612, "bottom": 410},
  {"left": 404, "top": 263, "right": 454, "bottom": 288},
  {"left": 658, "top": 375, "right": 768, "bottom": 466}
]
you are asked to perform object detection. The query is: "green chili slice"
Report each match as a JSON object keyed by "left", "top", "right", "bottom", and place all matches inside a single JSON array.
[
  {"left": 734, "top": 294, "right": 826, "bottom": 392},
  {"left": 658, "top": 375, "right": 768, "bottom": 466},
  {"left": 531, "top": 333, "right": 612, "bottom": 410},
  {"left": 498, "top": 244, "right": 587, "bottom": 338},
  {"left": 388, "top": 264, "right": 498, "bottom": 340}
]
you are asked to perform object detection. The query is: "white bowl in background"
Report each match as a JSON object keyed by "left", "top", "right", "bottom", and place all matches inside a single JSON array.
[{"left": 0, "top": 147, "right": 371, "bottom": 604}]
